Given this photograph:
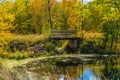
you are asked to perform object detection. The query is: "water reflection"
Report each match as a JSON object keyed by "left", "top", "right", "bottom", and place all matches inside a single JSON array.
[
  {"left": 78, "top": 68, "right": 100, "bottom": 80},
  {"left": 11, "top": 56, "right": 120, "bottom": 80},
  {"left": 59, "top": 75, "right": 64, "bottom": 80},
  {"left": 59, "top": 68, "right": 100, "bottom": 80}
]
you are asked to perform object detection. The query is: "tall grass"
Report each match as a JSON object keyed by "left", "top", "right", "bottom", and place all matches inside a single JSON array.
[
  {"left": 77, "top": 32, "right": 103, "bottom": 39},
  {"left": 13, "top": 34, "right": 48, "bottom": 44}
]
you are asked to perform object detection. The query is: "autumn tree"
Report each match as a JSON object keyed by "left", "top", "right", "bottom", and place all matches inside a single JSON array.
[
  {"left": 0, "top": 1, "right": 15, "bottom": 48},
  {"left": 93, "top": 0, "right": 120, "bottom": 53},
  {"left": 53, "top": 0, "right": 80, "bottom": 30},
  {"left": 13, "top": 0, "right": 31, "bottom": 34},
  {"left": 29, "top": 0, "right": 45, "bottom": 34}
]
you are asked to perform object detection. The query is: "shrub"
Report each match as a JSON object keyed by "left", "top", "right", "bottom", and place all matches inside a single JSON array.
[
  {"left": 45, "top": 42, "right": 56, "bottom": 52},
  {"left": 8, "top": 51, "right": 30, "bottom": 60},
  {"left": 80, "top": 41, "right": 95, "bottom": 53},
  {"left": 80, "top": 39, "right": 105, "bottom": 54},
  {"left": 8, "top": 40, "right": 27, "bottom": 52},
  {"left": 0, "top": 32, "right": 14, "bottom": 49},
  {"left": 7, "top": 34, "right": 48, "bottom": 53}
]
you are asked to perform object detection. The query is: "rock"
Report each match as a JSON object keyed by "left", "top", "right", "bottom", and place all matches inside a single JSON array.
[
  {"left": 28, "top": 43, "right": 47, "bottom": 54},
  {"left": 56, "top": 48, "right": 64, "bottom": 53},
  {"left": 9, "top": 41, "right": 27, "bottom": 52}
]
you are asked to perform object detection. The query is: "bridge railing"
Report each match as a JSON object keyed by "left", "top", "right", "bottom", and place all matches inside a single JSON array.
[{"left": 50, "top": 30, "right": 79, "bottom": 39}]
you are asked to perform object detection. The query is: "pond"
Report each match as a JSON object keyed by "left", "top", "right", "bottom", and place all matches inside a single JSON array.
[{"left": 7, "top": 56, "right": 120, "bottom": 80}]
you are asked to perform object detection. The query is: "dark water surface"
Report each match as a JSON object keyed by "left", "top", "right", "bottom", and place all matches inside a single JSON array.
[{"left": 12, "top": 56, "right": 120, "bottom": 80}]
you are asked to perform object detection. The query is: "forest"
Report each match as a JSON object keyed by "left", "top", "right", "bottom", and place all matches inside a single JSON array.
[
  {"left": 0, "top": 0, "right": 120, "bottom": 80},
  {"left": 0, "top": 0, "right": 120, "bottom": 58}
]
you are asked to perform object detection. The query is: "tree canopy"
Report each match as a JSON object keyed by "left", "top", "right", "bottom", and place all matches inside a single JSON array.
[{"left": 0, "top": 0, "right": 120, "bottom": 52}]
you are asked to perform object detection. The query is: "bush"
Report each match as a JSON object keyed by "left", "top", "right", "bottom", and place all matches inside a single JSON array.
[
  {"left": 80, "top": 39, "right": 105, "bottom": 54},
  {"left": 0, "top": 32, "right": 14, "bottom": 49},
  {"left": 5, "top": 34, "right": 48, "bottom": 55},
  {"left": 8, "top": 40, "right": 27, "bottom": 52},
  {"left": 80, "top": 41, "right": 95, "bottom": 53},
  {"left": 8, "top": 52, "right": 30, "bottom": 60},
  {"left": 45, "top": 42, "right": 56, "bottom": 52}
]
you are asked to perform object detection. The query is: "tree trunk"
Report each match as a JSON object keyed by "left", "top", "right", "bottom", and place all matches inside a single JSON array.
[{"left": 47, "top": 0, "right": 53, "bottom": 29}]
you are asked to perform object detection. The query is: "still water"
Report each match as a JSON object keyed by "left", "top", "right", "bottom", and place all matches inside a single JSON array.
[{"left": 12, "top": 56, "right": 120, "bottom": 80}]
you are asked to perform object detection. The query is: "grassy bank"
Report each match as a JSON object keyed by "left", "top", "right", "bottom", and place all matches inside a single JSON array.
[{"left": 0, "top": 32, "right": 119, "bottom": 60}]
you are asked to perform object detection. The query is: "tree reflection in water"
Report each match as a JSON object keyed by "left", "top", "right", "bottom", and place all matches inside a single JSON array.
[{"left": 11, "top": 56, "right": 120, "bottom": 80}]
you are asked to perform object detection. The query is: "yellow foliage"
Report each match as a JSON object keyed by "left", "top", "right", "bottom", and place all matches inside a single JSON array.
[
  {"left": 77, "top": 32, "right": 103, "bottom": 39},
  {"left": 0, "top": 31, "right": 14, "bottom": 48},
  {"left": 0, "top": 1, "right": 15, "bottom": 31},
  {"left": 0, "top": 1, "right": 15, "bottom": 49}
]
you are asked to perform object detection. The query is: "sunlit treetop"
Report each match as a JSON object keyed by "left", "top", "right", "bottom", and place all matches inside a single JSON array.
[
  {"left": 56, "top": 0, "right": 92, "bottom": 4},
  {"left": 0, "top": 0, "right": 93, "bottom": 4}
]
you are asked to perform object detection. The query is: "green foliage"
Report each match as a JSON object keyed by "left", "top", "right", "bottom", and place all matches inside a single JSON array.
[
  {"left": 0, "top": 34, "right": 49, "bottom": 59},
  {"left": 8, "top": 51, "right": 29, "bottom": 60},
  {"left": 0, "top": 58, "right": 3, "bottom": 69},
  {"left": 13, "top": 0, "right": 32, "bottom": 34},
  {"left": 0, "top": 51, "right": 32, "bottom": 60},
  {"left": 45, "top": 42, "right": 56, "bottom": 52},
  {"left": 6, "top": 34, "right": 48, "bottom": 54},
  {"left": 0, "top": 77, "right": 4, "bottom": 80},
  {"left": 0, "top": 0, "right": 120, "bottom": 57},
  {"left": 80, "top": 39, "right": 105, "bottom": 54},
  {"left": 80, "top": 41, "right": 95, "bottom": 53},
  {"left": 0, "top": 0, "right": 119, "bottom": 35},
  {"left": 62, "top": 41, "right": 68, "bottom": 49}
]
